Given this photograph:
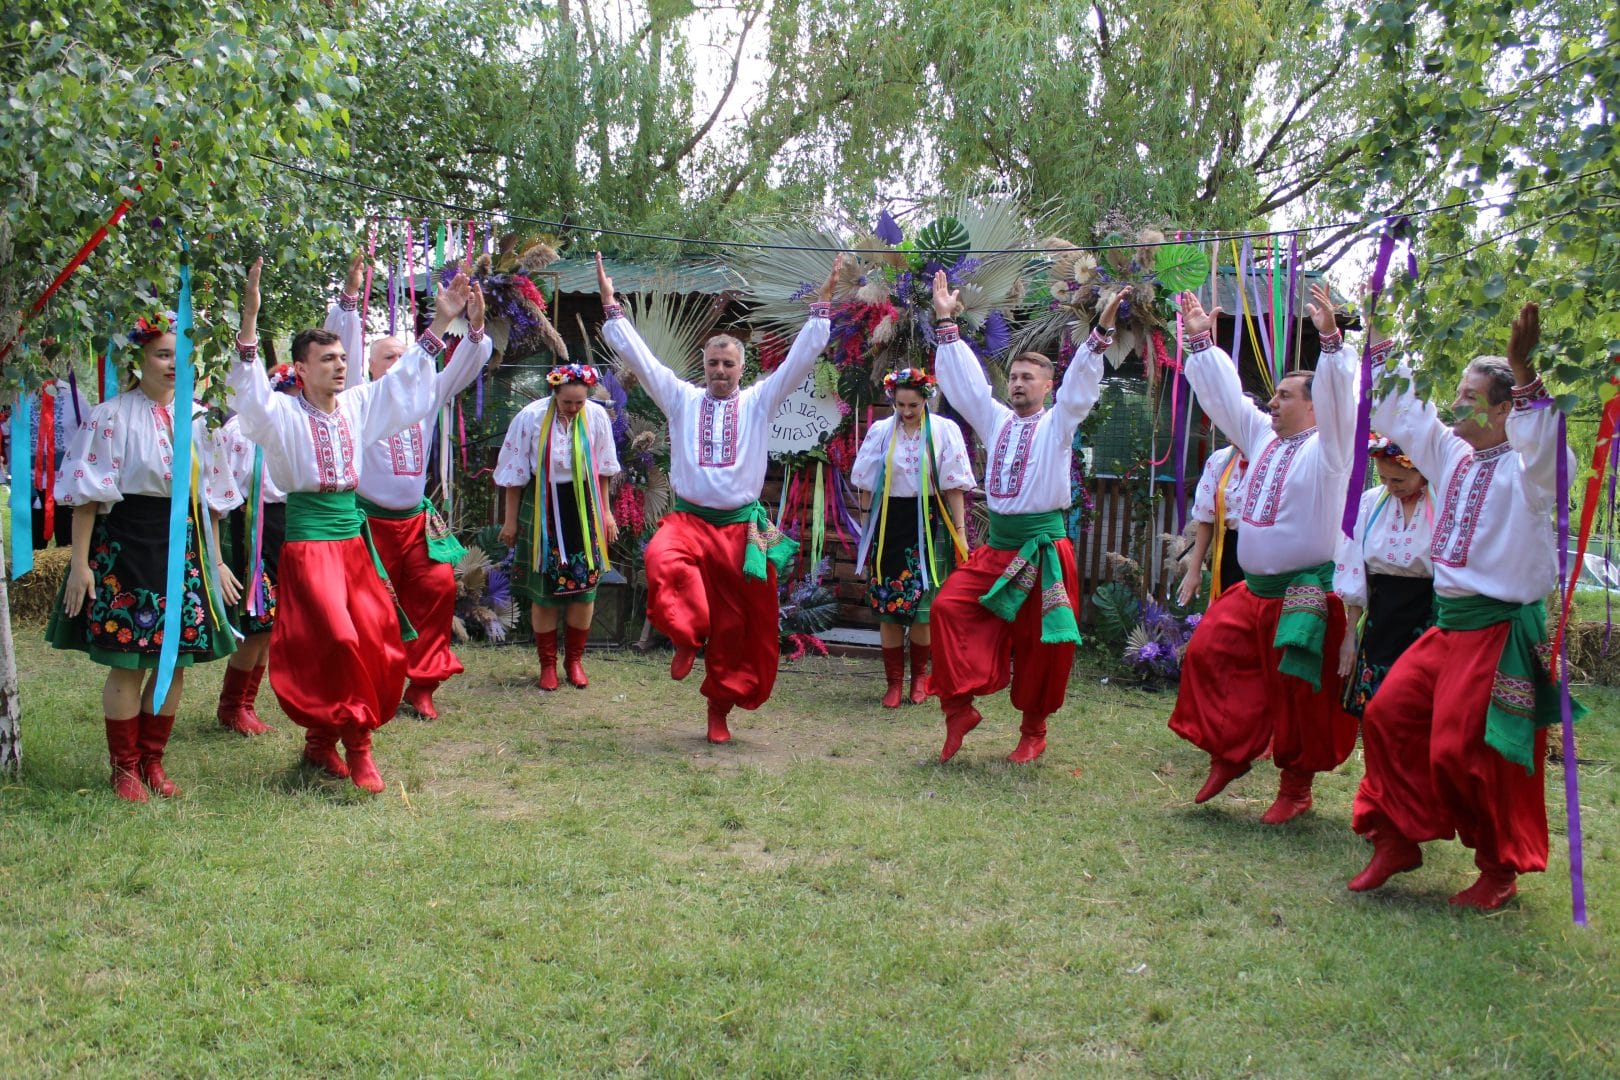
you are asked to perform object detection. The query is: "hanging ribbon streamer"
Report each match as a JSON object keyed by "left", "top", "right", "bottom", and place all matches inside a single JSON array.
[
  {"left": 361, "top": 218, "right": 378, "bottom": 362},
  {"left": 1229, "top": 240, "right": 1271, "bottom": 398},
  {"left": 0, "top": 197, "right": 133, "bottom": 365},
  {"left": 34, "top": 382, "right": 56, "bottom": 540},
  {"left": 1169, "top": 311, "right": 1191, "bottom": 529},
  {"left": 9, "top": 390, "right": 35, "bottom": 578},
  {"left": 245, "top": 446, "right": 269, "bottom": 618},
  {"left": 1553, "top": 414, "right": 1588, "bottom": 927},
  {"left": 149, "top": 230, "right": 197, "bottom": 715},
  {"left": 1284, "top": 235, "right": 1303, "bottom": 371},
  {"left": 386, "top": 254, "right": 397, "bottom": 336},
  {"left": 398, "top": 216, "right": 411, "bottom": 340},
  {"left": 1340, "top": 218, "right": 1409, "bottom": 538},
  {"left": 101, "top": 316, "right": 120, "bottom": 402},
  {"left": 66, "top": 369, "right": 83, "bottom": 427}
]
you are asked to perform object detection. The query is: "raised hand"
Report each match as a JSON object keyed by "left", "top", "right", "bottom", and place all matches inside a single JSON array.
[
  {"left": 1304, "top": 281, "right": 1338, "bottom": 338},
  {"left": 818, "top": 254, "right": 843, "bottom": 303},
  {"left": 241, "top": 256, "right": 264, "bottom": 343},
  {"left": 595, "top": 251, "right": 616, "bottom": 312},
  {"left": 931, "top": 269, "right": 962, "bottom": 322},
  {"left": 1098, "top": 285, "right": 1131, "bottom": 332},
  {"left": 1178, "top": 291, "right": 1221, "bottom": 341},
  {"left": 467, "top": 280, "right": 486, "bottom": 332},
  {"left": 345, "top": 250, "right": 366, "bottom": 297},
  {"left": 1507, "top": 301, "right": 1540, "bottom": 380},
  {"left": 428, "top": 273, "right": 471, "bottom": 339}
]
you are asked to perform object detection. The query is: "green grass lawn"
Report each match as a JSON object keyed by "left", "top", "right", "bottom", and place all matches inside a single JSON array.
[{"left": 1, "top": 633, "right": 1616, "bottom": 1077}]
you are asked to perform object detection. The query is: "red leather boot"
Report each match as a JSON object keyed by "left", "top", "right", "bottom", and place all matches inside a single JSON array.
[
  {"left": 672, "top": 644, "right": 698, "bottom": 681},
  {"left": 535, "top": 629, "right": 560, "bottom": 691},
  {"left": 1194, "top": 757, "right": 1251, "bottom": 803},
  {"left": 880, "top": 646, "right": 905, "bottom": 709},
  {"left": 1347, "top": 834, "right": 1423, "bottom": 892},
  {"left": 104, "top": 716, "right": 148, "bottom": 802},
  {"left": 939, "top": 695, "right": 982, "bottom": 763},
  {"left": 341, "top": 725, "right": 385, "bottom": 794},
  {"left": 217, "top": 663, "right": 269, "bottom": 736},
  {"left": 1007, "top": 713, "right": 1047, "bottom": 764},
  {"left": 1449, "top": 864, "right": 1518, "bottom": 910},
  {"left": 1259, "top": 767, "right": 1314, "bottom": 825},
  {"left": 240, "top": 664, "right": 272, "bottom": 733},
  {"left": 136, "top": 711, "right": 180, "bottom": 798},
  {"left": 907, "top": 640, "right": 931, "bottom": 704},
  {"left": 706, "top": 698, "right": 733, "bottom": 744},
  {"left": 564, "top": 626, "right": 590, "bottom": 689},
  {"left": 302, "top": 727, "right": 350, "bottom": 779},
  {"left": 403, "top": 681, "right": 439, "bottom": 721}
]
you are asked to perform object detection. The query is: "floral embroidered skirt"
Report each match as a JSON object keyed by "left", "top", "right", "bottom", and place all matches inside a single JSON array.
[
  {"left": 514, "top": 483, "right": 600, "bottom": 608},
  {"left": 46, "top": 493, "right": 236, "bottom": 670},
  {"left": 220, "top": 500, "right": 284, "bottom": 636},
  {"left": 1343, "top": 573, "right": 1435, "bottom": 717},
  {"left": 866, "top": 495, "right": 954, "bottom": 625}
]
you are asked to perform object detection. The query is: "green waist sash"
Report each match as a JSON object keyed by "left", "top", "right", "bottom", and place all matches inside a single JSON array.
[
  {"left": 980, "top": 511, "right": 1079, "bottom": 646},
  {"left": 356, "top": 495, "right": 466, "bottom": 565},
  {"left": 1245, "top": 562, "right": 1334, "bottom": 691},
  {"left": 285, "top": 491, "right": 417, "bottom": 642},
  {"left": 672, "top": 496, "right": 798, "bottom": 581},
  {"left": 1435, "top": 595, "right": 1583, "bottom": 773}
]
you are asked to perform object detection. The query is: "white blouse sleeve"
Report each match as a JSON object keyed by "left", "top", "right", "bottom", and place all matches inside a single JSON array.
[
  {"left": 429, "top": 331, "right": 493, "bottom": 413},
  {"left": 325, "top": 295, "right": 366, "bottom": 389},
  {"left": 492, "top": 401, "right": 542, "bottom": 488},
  {"left": 601, "top": 314, "right": 692, "bottom": 416},
  {"left": 588, "top": 400, "right": 621, "bottom": 478},
  {"left": 1332, "top": 487, "right": 1378, "bottom": 608},
  {"left": 1191, "top": 451, "right": 1225, "bottom": 525},
  {"left": 55, "top": 399, "right": 124, "bottom": 506},
  {"left": 850, "top": 417, "right": 891, "bottom": 493},
  {"left": 934, "top": 416, "right": 976, "bottom": 491},
  {"left": 203, "top": 423, "right": 245, "bottom": 514}
]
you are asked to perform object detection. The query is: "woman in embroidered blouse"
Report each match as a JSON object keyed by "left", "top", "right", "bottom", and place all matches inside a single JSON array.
[
  {"left": 1334, "top": 434, "right": 1435, "bottom": 717},
  {"left": 494, "top": 365, "right": 621, "bottom": 691},
  {"left": 850, "top": 368, "right": 974, "bottom": 708},
  {"left": 47, "top": 312, "right": 237, "bottom": 802}
]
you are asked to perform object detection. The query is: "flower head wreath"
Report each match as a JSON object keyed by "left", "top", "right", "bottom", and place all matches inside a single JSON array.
[
  {"left": 1368, "top": 432, "right": 1415, "bottom": 471},
  {"left": 269, "top": 363, "right": 301, "bottom": 394},
  {"left": 883, "top": 367, "right": 937, "bottom": 399},
  {"left": 546, "top": 363, "right": 599, "bottom": 389},
  {"left": 127, "top": 311, "right": 178, "bottom": 348}
]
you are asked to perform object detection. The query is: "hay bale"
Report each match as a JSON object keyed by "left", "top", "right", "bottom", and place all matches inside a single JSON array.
[{"left": 9, "top": 546, "right": 70, "bottom": 625}]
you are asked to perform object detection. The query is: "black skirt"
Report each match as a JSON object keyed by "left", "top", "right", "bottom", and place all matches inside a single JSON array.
[
  {"left": 1343, "top": 574, "right": 1436, "bottom": 716},
  {"left": 866, "top": 495, "right": 952, "bottom": 624},
  {"left": 223, "top": 500, "right": 286, "bottom": 635},
  {"left": 514, "top": 482, "right": 601, "bottom": 607},
  {"left": 45, "top": 494, "right": 236, "bottom": 669},
  {"left": 1216, "top": 524, "right": 1243, "bottom": 596}
]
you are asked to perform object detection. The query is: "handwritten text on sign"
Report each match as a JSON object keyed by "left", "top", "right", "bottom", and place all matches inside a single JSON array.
[{"left": 768, "top": 373, "right": 843, "bottom": 456}]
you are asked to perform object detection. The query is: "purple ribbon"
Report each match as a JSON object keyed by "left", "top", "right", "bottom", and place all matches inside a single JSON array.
[
  {"left": 1555, "top": 414, "right": 1588, "bottom": 926},
  {"left": 66, "top": 369, "right": 82, "bottom": 426},
  {"left": 1340, "top": 220, "right": 1405, "bottom": 538},
  {"left": 1284, "top": 236, "right": 1301, "bottom": 369},
  {"left": 387, "top": 262, "right": 397, "bottom": 335},
  {"left": 1606, "top": 434, "right": 1619, "bottom": 654}
]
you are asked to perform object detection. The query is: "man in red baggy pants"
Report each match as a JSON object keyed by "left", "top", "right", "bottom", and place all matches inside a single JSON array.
[
  {"left": 1348, "top": 301, "right": 1573, "bottom": 910},
  {"left": 597, "top": 254, "right": 838, "bottom": 743},
  {"left": 929, "top": 273, "right": 1118, "bottom": 764}
]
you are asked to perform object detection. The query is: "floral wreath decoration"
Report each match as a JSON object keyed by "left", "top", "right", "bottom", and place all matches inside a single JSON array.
[
  {"left": 1368, "top": 432, "right": 1415, "bottom": 471},
  {"left": 128, "top": 311, "right": 178, "bottom": 347},
  {"left": 547, "top": 363, "right": 600, "bottom": 389},
  {"left": 882, "top": 367, "right": 937, "bottom": 399}
]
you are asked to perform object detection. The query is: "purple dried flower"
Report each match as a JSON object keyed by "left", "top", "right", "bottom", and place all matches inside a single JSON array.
[
  {"left": 984, "top": 310, "right": 1009, "bottom": 355},
  {"left": 875, "top": 209, "right": 904, "bottom": 246}
]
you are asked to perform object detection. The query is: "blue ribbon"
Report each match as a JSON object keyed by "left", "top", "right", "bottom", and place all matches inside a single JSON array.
[
  {"left": 150, "top": 230, "right": 195, "bottom": 713},
  {"left": 9, "top": 390, "right": 34, "bottom": 578},
  {"left": 102, "top": 317, "right": 119, "bottom": 401}
]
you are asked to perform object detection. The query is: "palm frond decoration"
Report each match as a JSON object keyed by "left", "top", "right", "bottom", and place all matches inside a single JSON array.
[{"left": 728, "top": 194, "right": 1047, "bottom": 380}]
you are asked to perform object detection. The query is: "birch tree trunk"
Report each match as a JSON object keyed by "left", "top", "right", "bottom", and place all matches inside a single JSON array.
[{"left": 0, "top": 538, "right": 21, "bottom": 774}]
